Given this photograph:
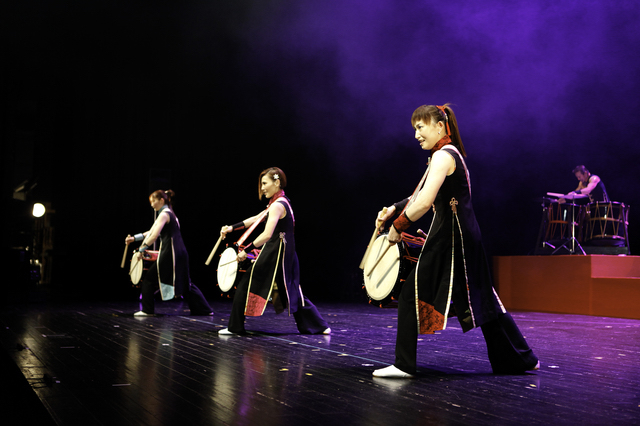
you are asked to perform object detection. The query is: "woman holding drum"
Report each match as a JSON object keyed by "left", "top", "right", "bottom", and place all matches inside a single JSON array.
[
  {"left": 217, "top": 167, "right": 330, "bottom": 335},
  {"left": 372, "top": 104, "right": 538, "bottom": 378},
  {"left": 125, "top": 190, "right": 213, "bottom": 316}
]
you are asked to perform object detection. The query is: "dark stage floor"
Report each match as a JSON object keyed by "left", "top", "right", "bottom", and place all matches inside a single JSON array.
[{"left": 1, "top": 298, "right": 639, "bottom": 425}]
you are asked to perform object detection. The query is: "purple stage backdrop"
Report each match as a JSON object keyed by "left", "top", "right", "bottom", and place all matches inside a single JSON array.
[{"left": 3, "top": 1, "right": 640, "bottom": 301}]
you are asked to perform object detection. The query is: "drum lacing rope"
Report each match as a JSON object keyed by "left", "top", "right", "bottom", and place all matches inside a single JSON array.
[
  {"left": 401, "top": 232, "right": 425, "bottom": 246},
  {"left": 401, "top": 232, "right": 424, "bottom": 263}
]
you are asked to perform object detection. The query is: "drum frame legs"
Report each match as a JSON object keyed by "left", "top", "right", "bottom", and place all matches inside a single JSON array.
[
  {"left": 537, "top": 202, "right": 586, "bottom": 255},
  {"left": 551, "top": 238, "right": 586, "bottom": 255},
  {"left": 551, "top": 202, "right": 585, "bottom": 255}
]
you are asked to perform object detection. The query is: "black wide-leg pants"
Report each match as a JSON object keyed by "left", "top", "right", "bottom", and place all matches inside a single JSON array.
[
  {"left": 394, "top": 268, "right": 538, "bottom": 375},
  {"left": 227, "top": 268, "right": 329, "bottom": 334},
  {"left": 140, "top": 262, "right": 213, "bottom": 315}
]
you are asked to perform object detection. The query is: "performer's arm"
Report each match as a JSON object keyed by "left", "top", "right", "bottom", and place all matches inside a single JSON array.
[
  {"left": 376, "top": 198, "right": 409, "bottom": 225},
  {"left": 125, "top": 231, "right": 149, "bottom": 245},
  {"left": 251, "top": 203, "right": 284, "bottom": 248},
  {"left": 139, "top": 212, "right": 170, "bottom": 251},
  {"left": 576, "top": 175, "right": 600, "bottom": 195},
  {"left": 388, "top": 150, "right": 453, "bottom": 243},
  {"left": 237, "top": 203, "right": 285, "bottom": 260},
  {"left": 221, "top": 212, "right": 265, "bottom": 238}
]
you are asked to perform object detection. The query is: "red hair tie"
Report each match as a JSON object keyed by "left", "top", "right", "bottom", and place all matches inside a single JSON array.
[{"left": 436, "top": 105, "right": 451, "bottom": 136}]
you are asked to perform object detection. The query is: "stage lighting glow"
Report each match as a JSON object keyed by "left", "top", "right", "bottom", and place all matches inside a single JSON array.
[{"left": 33, "top": 203, "right": 46, "bottom": 217}]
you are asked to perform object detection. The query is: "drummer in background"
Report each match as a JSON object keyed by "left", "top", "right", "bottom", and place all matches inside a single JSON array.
[
  {"left": 559, "top": 165, "right": 609, "bottom": 204},
  {"left": 125, "top": 190, "right": 213, "bottom": 317},
  {"left": 217, "top": 167, "right": 330, "bottom": 335},
  {"left": 372, "top": 104, "right": 539, "bottom": 378}
]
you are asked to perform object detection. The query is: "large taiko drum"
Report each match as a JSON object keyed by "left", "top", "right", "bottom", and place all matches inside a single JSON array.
[
  {"left": 129, "top": 250, "right": 159, "bottom": 284},
  {"left": 543, "top": 202, "right": 582, "bottom": 243},
  {"left": 217, "top": 247, "right": 240, "bottom": 294},
  {"left": 216, "top": 246, "right": 258, "bottom": 296},
  {"left": 363, "top": 233, "right": 423, "bottom": 307},
  {"left": 581, "top": 202, "right": 630, "bottom": 246}
]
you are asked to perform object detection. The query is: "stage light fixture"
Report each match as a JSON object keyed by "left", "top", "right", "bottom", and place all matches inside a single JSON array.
[{"left": 32, "top": 203, "right": 46, "bottom": 217}]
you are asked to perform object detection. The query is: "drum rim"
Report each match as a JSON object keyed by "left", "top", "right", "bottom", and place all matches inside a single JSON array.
[{"left": 587, "top": 201, "right": 625, "bottom": 206}]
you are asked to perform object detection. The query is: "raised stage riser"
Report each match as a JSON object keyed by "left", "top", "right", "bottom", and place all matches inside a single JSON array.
[{"left": 494, "top": 255, "right": 640, "bottom": 320}]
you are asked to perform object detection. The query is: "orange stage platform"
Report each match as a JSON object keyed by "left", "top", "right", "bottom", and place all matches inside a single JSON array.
[{"left": 493, "top": 255, "right": 640, "bottom": 320}]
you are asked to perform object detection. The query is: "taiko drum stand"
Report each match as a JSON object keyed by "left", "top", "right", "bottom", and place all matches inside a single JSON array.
[{"left": 551, "top": 200, "right": 586, "bottom": 255}]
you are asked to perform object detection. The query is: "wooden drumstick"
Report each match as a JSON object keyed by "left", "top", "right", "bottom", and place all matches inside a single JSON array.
[
  {"left": 359, "top": 207, "right": 388, "bottom": 270},
  {"left": 205, "top": 235, "right": 223, "bottom": 266},
  {"left": 366, "top": 241, "right": 395, "bottom": 277},
  {"left": 359, "top": 228, "right": 380, "bottom": 270},
  {"left": 121, "top": 237, "right": 131, "bottom": 269},
  {"left": 218, "top": 258, "right": 239, "bottom": 268},
  {"left": 417, "top": 229, "right": 427, "bottom": 238},
  {"left": 129, "top": 253, "right": 142, "bottom": 277}
]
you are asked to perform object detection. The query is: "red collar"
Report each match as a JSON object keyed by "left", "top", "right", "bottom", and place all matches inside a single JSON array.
[
  {"left": 431, "top": 135, "right": 452, "bottom": 153},
  {"left": 268, "top": 190, "right": 285, "bottom": 206}
]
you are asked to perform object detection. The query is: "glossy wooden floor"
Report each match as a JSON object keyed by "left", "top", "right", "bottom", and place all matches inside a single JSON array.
[{"left": 1, "top": 299, "right": 639, "bottom": 426}]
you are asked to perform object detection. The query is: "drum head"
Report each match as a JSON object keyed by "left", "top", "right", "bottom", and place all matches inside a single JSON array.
[
  {"left": 129, "top": 254, "right": 144, "bottom": 284},
  {"left": 217, "top": 247, "right": 238, "bottom": 293},
  {"left": 363, "top": 235, "right": 402, "bottom": 301}
]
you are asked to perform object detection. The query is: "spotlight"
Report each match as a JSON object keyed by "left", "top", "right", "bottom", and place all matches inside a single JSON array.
[{"left": 32, "top": 203, "right": 46, "bottom": 218}]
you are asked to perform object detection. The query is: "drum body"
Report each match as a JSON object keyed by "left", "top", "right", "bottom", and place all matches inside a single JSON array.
[
  {"left": 363, "top": 234, "right": 421, "bottom": 307},
  {"left": 582, "top": 202, "right": 630, "bottom": 246},
  {"left": 129, "top": 250, "right": 159, "bottom": 285},
  {"left": 543, "top": 202, "right": 581, "bottom": 243}
]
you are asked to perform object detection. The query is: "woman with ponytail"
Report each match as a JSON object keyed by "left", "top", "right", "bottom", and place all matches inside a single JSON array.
[
  {"left": 372, "top": 105, "right": 538, "bottom": 378},
  {"left": 125, "top": 190, "right": 213, "bottom": 316}
]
